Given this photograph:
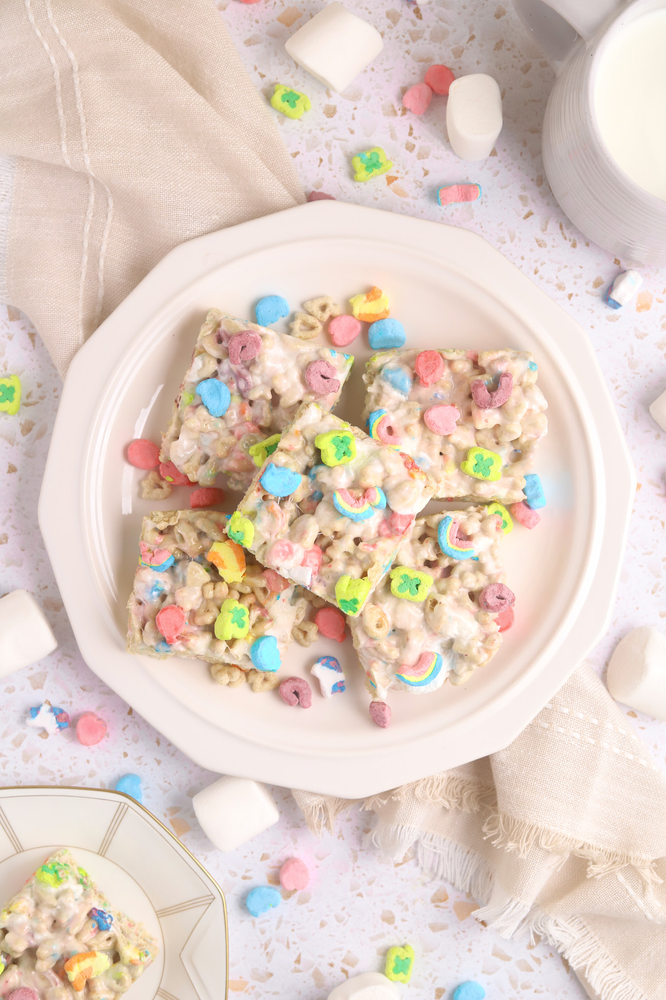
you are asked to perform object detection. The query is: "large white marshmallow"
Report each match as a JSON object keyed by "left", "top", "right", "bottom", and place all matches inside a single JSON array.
[
  {"left": 285, "top": 2, "right": 384, "bottom": 94},
  {"left": 607, "top": 626, "right": 666, "bottom": 719},
  {"left": 328, "top": 973, "right": 399, "bottom": 1000},
  {"left": 649, "top": 388, "right": 666, "bottom": 432},
  {"left": 446, "top": 74, "right": 503, "bottom": 161},
  {"left": 0, "top": 590, "right": 57, "bottom": 677},
  {"left": 192, "top": 776, "right": 279, "bottom": 852}
]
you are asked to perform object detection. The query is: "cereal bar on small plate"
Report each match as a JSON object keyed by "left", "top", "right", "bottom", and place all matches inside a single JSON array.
[
  {"left": 160, "top": 309, "right": 354, "bottom": 491},
  {"left": 363, "top": 348, "right": 547, "bottom": 502}
]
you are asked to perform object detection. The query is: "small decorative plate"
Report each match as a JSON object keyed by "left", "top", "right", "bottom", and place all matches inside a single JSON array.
[{"left": 0, "top": 787, "right": 228, "bottom": 1000}]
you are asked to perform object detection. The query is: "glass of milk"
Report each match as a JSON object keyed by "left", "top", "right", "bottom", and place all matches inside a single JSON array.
[{"left": 514, "top": 0, "right": 666, "bottom": 265}]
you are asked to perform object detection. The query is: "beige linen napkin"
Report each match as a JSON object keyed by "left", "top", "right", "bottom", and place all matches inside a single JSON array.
[
  {"left": 295, "top": 666, "right": 666, "bottom": 1000},
  {"left": 0, "top": 0, "right": 304, "bottom": 376}
]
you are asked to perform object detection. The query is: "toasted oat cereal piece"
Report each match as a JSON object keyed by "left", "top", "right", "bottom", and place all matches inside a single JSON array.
[
  {"left": 348, "top": 506, "right": 512, "bottom": 706},
  {"left": 0, "top": 849, "right": 158, "bottom": 997},
  {"left": 289, "top": 312, "right": 322, "bottom": 340},
  {"left": 160, "top": 309, "right": 353, "bottom": 492},
  {"left": 303, "top": 296, "right": 341, "bottom": 323},
  {"left": 141, "top": 469, "right": 172, "bottom": 500},
  {"left": 363, "top": 348, "right": 547, "bottom": 502},
  {"left": 127, "top": 510, "right": 301, "bottom": 681},
  {"left": 231, "top": 402, "right": 433, "bottom": 617}
]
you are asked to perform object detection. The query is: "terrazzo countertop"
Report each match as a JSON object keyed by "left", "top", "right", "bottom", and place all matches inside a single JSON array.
[{"left": 1, "top": 0, "right": 665, "bottom": 997}]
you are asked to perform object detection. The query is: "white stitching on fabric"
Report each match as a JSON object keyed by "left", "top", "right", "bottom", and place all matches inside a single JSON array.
[
  {"left": 533, "top": 719, "right": 657, "bottom": 770},
  {"left": 23, "top": 0, "right": 72, "bottom": 168},
  {"left": 544, "top": 701, "right": 639, "bottom": 741},
  {"left": 616, "top": 871, "right": 664, "bottom": 923}
]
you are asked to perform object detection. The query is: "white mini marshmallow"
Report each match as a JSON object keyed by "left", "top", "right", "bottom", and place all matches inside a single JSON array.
[
  {"left": 193, "top": 776, "right": 279, "bottom": 852},
  {"left": 0, "top": 590, "right": 57, "bottom": 677},
  {"left": 328, "top": 972, "right": 399, "bottom": 1000},
  {"left": 446, "top": 73, "right": 503, "bottom": 161},
  {"left": 607, "top": 626, "right": 666, "bottom": 719},
  {"left": 605, "top": 269, "right": 642, "bottom": 308},
  {"left": 285, "top": 2, "right": 384, "bottom": 94},
  {"left": 649, "top": 388, "right": 666, "bottom": 432}
]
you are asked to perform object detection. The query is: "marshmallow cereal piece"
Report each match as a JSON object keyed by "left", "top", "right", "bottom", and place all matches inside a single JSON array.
[
  {"left": 382, "top": 366, "right": 412, "bottom": 395},
  {"left": 328, "top": 972, "right": 399, "bottom": 1000},
  {"left": 523, "top": 473, "right": 545, "bottom": 510},
  {"left": 607, "top": 626, "right": 666, "bottom": 719},
  {"left": 227, "top": 510, "right": 255, "bottom": 547},
  {"left": 350, "top": 286, "right": 390, "bottom": 322},
  {"left": 207, "top": 539, "right": 246, "bottom": 582},
  {"left": 471, "top": 371, "right": 513, "bottom": 408},
  {"left": 352, "top": 148, "right": 393, "bottom": 183},
  {"left": 414, "top": 350, "right": 444, "bottom": 387},
  {"left": 454, "top": 983, "right": 486, "bottom": 1000},
  {"left": 336, "top": 575, "right": 373, "bottom": 617},
  {"left": 446, "top": 74, "right": 503, "bottom": 161},
  {"left": 396, "top": 651, "right": 444, "bottom": 692},
  {"left": 193, "top": 775, "right": 279, "bottom": 851},
  {"left": 228, "top": 331, "right": 263, "bottom": 364},
  {"left": 487, "top": 502, "right": 513, "bottom": 534},
  {"left": 389, "top": 566, "right": 433, "bottom": 602},
  {"left": 280, "top": 857, "right": 309, "bottom": 890},
  {"left": 255, "top": 295, "right": 290, "bottom": 326},
  {"left": 190, "top": 487, "right": 225, "bottom": 508},
  {"left": 425, "top": 63, "right": 456, "bottom": 95},
  {"left": 403, "top": 82, "right": 432, "bottom": 115},
  {"left": 438, "top": 514, "right": 478, "bottom": 560},
  {"left": 385, "top": 944, "right": 415, "bottom": 983},
  {"left": 156, "top": 604, "right": 187, "bottom": 643},
  {"left": 250, "top": 635, "right": 280, "bottom": 672},
  {"left": 308, "top": 191, "right": 336, "bottom": 201},
  {"left": 115, "top": 773, "right": 143, "bottom": 802},
  {"left": 303, "top": 296, "right": 341, "bottom": 323},
  {"left": 9, "top": 990, "right": 40, "bottom": 1000},
  {"left": 0, "top": 590, "right": 58, "bottom": 677},
  {"left": 290, "top": 312, "right": 322, "bottom": 339},
  {"left": 511, "top": 500, "right": 541, "bottom": 529},
  {"left": 496, "top": 606, "right": 514, "bottom": 632},
  {"left": 314, "top": 606, "right": 346, "bottom": 642},
  {"left": 260, "top": 462, "right": 302, "bottom": 497},
  {"left": 249, "top": 434, "right": 281, "bottom": 468},
  {"left": 26, "top": 701, "right": 69, "bottom": 737},
  {"left": 197, "top": 378, "right": 231, "bottom": 418},
  {"left": 159, "top": 460, "right": 190, "bottom": 485},
  {"left": 214, "top": 599, "right": 250, "bottom": 640},
  {"left": 369, "top": 701, "right": 391, "bottom": 728},
  {"left": 64, "top": 951, "right": 112, "bottom": 991},
  {"left": 284, "top": 2, "right": 384, "bottom": 94},
  {"left": 316, "top": 427, "right": 357, "bottom": 466},
  {"left": 0, "top": 374, "right": 21, "bottom": 415},
  {"left": 437, "top": 183, "right": 482, "bottom": 206},
  {"left": 127, "top": 439, "right": 159, "bottom": 469},
  {"left": 311, "top": 655, "right": 346, "bottom": 697},
  {"left": 76, "top": 712, "right": 108, "bottom": 746},
  {"left": 369, "top": 319, "right": 406, "bottom": 350},
  {"left": 461, "top": 447, "right": 502, "bottom": 482},
  {"left": 270, "top": 84, "right": 311, "bottom": 120},
  {"left": 246, "top": 886, "right": 281, "bottom": 917},
  {"left": 479, "top": 582, "right": 515, "bottom": 612},
  {"left": 424, "top": 404, "right": 460, "bottom": 435},
  {"left": 329, "top": 314, "right": 362, "bottom": 347},
  {"left": 649, "top": 388, "right": 666, "bottom": 432},
  {"left": 279, "top": 676, "right": 312, "bottom": 707},
  {"left": 605, "top": 269, "right": 642, "bottom": 309},
  {"left": 306, "top": 359, "right": 341, "bottom": 395}
]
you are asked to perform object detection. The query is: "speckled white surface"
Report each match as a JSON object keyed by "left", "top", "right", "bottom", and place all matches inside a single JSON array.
[{"left": 1, "top": 1, "right": 665, "bottom": 997}]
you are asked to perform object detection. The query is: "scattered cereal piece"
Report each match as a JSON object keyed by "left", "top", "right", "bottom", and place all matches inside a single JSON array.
[
  {"left": 127, "top": 439, "right": 160, "bottom": 470},
  {"left": 214, "top": 599, "right": 250, "bottom": 640},
  {"left": 389, "top": 566, "right": 433, "bottom": 601},
  {"left": 352, "top": 147, "right": 393, "bottom": 182},
  {"left": 453, "top": 983, "right": 486, "bottom": 1000},
  {"left": 523, "top": 473, "right": 545, "bottom": 509},
  {"left": 290, "top": 312, "right": 322, "bottom": 339},
  {"left": 280, "top": 857, "right": 309, "bottom": 890},
  {"left": 496, "top": 606, "right": 514, "bottom": 632},
  {"left": 227, "top": 510, "right": 255, "bottom": 547},
  {"left": 479, "top": 582, "right": 515, "bottom": 612},
  {"left": 303, "top": 296, "right": 341, "bottom": 323},
  {"left": 315, "top": 427, "right": 357, "bottom": 466},
  {"left": 190, "top": 487, "right": 225, "bottom": 508},
  {"left": 368, "top": 318, "right": 406, "bottom": 349},
  {"left": 207, "top": 539, "right": 246, "bottom": 582},
  {"left": 255, "top": 295, "right": 290, "bottom": 326},
  {"left": 308, "top": 191, "right": 336, "bottom": 201},
  {"left": 311, "top": 655, "right": 345, "bottom": 697},
  {"left": 335, "top": 575, "right": 373, "bottom": 617},
  {"left": 437, "top": 183, "right": 482, "bottom": 206},
  {"left": 156, "top": 604, "right": 186, "bottom": 643},
  {"left": 115, "top": 773, "right": 143, "bottom": 802},
  {"left": 250, "top": 635, "right": 281, "bottom": 673},
  {"left": 403, "top": 82, "right": 432, "bottom": 115},
  {"left": 76, "top": 712, "right": 108, "bottom": 746},
  {"left": 414, "top": 350, "right": 444, "bottom": 387},
  {"left": 425, "top": 63, "right": 456, "bottom": 95},
  {"left": 605, "top": 269, "right": 642, "bottom": 308},
  {"left": 329, "top": 314, "right": 362, "bottom": 347},
  {"left": 305, "top": 358, "right": 341, "bottom": 395},
  {"left": 279, "top": 676, "right": 312, "bottom": 707},
  {"left": 64, "top": 952, "right": 112, "bottom": 991},
  {"left": 260, "top": 462, "right": 302, "bottom": 497},
  {"left": 396, "top": 651, "right": 444, "bottom": 690},
  {"left": 385, "top": 944, "right": 415, "bottom": 983},
  {"left": 460, "top": 446, "right": 502, "bottom": 482},
  {"left": 197, "top": 378, "right": 231, "bottom": 418},
  {"left": 424, "top": 404, "right": 460, "bottom": 436},
  {"left": 650, "top": 388, "right": 666, "bottom": 431},
  {"left": 369, "top": 700, "right": 391, "bottom": 728},
  {"left": 193, "top": 776, "right": 279, "bottom": 851},
  {"left": 447, "top": 74, "right": 502, "bottom": 161},
  {"left": 487, "top": 502, "right": 513, "bottom": 533},
  {"left": 349, "top": 286, "right": 390, "bottom": 322},
  {"left": 471, "top": 371, "right": 513, "bottom": 408},
  {"left": 271, "top": 83, "right": 311, "bottom": 119},
  {"left": 140, "top": 469, "right": 172, "bottom": 500},
  {"left": 0, "top": 374, "right": 21, "bottom": 415},
  {"left": 328, "top": 972, "right": 399, "bottom": 999},
  {"left": 511, "top": 500, "right": 541, "bottom": 529},
  {"left": 246, "top": 885, "right": 282, "bottom": 917},
  {"left": 26, "top": 701, "right": 69, "bottom": 738},
  {"left": 159, "top": 460, "right": 191, "bottom": 485},
  {"left": 314, "top": 606, "right": 346, "bottom": 642}
]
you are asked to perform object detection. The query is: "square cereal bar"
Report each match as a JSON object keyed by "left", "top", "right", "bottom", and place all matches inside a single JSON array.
[
  {"left": 362, "top": 348, "right": 547, "bottom": 502},
  {"left": 0, "top": 848, "right": 159, "bottom": 998},
  {"left": 160, "top": 309, "right": 354, "bottom": 491},
  {"left": 349, "top": 505, "right": 513, "bottom": 705},
  {"left": 231, "top": 402, "right": 434, "bottom": 617},
  {"left": 127, "top": 509, "right": 306, "bottom": 687}
]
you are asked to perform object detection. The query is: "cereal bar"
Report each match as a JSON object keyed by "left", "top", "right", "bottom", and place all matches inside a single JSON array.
[
  {"left": 0, "top": 848, "right": 159, "bottom": 999},
  {"left": 349, "top": 505, "right": 513, "bottom": 703},
  {"left": 160, "top": 309, "right": 354, "bottom": 491},
  {"left": 363, "top": 348, "right": 547, "bottom": 502},
  {"left": 231, "top": 402, "right": 434, "bottom": 617},
  {"left": 127, "top": 510, "right": 305, "bottom": 681}
]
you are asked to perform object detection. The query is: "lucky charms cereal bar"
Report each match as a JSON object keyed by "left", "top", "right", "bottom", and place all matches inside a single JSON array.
[
  {"left": 349, "top": 505, "right": 514, "bottom": 709},
  {"left": 362, "top": 348, "right": 547, "bottom": 502},
  {"left": 0, "top": 848, "right": 159, "bottom": 999},
  {"left": 160, "top": 308, "right": 354, "bottom": 492},
  {"left": 230, "top": 402, "right": 434, "bottom": 618},
  {"left": 127, "top": 509, "right": 306, "bottom": 687}
]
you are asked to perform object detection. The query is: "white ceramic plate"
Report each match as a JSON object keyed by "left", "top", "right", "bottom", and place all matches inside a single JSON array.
[
  {"left": 0, "top": 786, "right": 228, "bottom": 1000},
  {"left": 39, "top": 202, "right": 634, "bottom": 797}
]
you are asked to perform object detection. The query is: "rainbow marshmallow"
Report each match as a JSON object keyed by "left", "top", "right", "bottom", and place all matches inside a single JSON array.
[
  {"left": 333, "top": 486, "right": 386, "bottom": 522},
  {"left": 139, "top": 543, "right": 175, "bottom": 573},
  {"left": 438, "top": 515, "right": 479, "bottom": 561},
  {"left": 396, "top": 651, "right": 445, "bottom": 691},
  {"left": 368, "top": 408, "right": 401, "bottom": 445}
]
